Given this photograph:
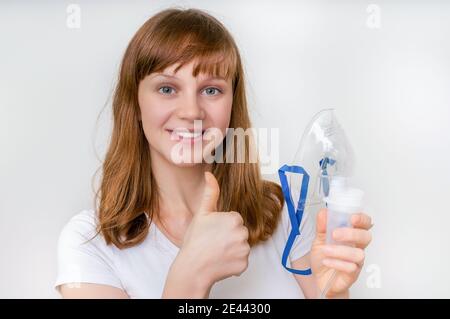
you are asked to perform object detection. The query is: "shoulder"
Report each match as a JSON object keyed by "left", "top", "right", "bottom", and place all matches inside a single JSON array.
[
  {"left": 55, "top": 209, "right": 122, "bottom": 290},
  {"left": 56, "top": 209, "right": 113, "bottom": 258},
  {"left": 278, "top": 201, "right": 316, "bottom": 233},
  {"left": 58, "top": 209, "right": 99, "bottom": 245}
]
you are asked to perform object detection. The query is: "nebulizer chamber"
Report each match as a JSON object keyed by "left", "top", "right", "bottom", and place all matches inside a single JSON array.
[
  {"left": 279, "top": 108, "right": 364, "bottom": 296},
  {"left": 325, "top": 177, "right": 364, "bottom": 244}
]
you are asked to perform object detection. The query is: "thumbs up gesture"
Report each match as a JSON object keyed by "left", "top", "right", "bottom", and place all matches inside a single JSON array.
[
  {"left": 198, "top": 171, "right": 221, "bottom": 214},
  {"left": 176, "top": 172, "right": 251, "bottom": 288}
]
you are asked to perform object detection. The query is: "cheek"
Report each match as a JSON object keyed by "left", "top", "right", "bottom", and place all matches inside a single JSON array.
[
  {"left": 207, "top": 95, "right": 233, "bottom": 132},
  {"left": 138, "top": 93, "right": 172, "bottom": 140}
]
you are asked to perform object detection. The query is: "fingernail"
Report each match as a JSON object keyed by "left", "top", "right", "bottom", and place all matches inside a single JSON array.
[{"left": 322, "top": 246, "right": 333, "bottom": 255}]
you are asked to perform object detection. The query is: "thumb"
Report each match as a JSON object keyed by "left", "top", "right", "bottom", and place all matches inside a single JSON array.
[
  {"left": 197, "top": 171, "right": 220, "bottom": 215},
  {"left": 316, "top": 208, "right": 328, "bottom": 235}
]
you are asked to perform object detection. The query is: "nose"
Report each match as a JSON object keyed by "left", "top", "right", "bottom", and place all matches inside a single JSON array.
[{"left": 176, "top": 91, "right": 205, "bottom": 121}]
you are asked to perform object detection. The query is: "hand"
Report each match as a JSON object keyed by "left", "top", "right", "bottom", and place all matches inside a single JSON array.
[
  {"left": 310, "top": 209, "right": 373, "bottom": 298},
  {"left": 175, "top": 172, "right": 251, "bottom": 289}
]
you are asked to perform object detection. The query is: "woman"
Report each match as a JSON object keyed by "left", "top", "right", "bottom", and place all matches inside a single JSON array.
[{"left": 55, "top": 7, "right": 372, "bottom": 299}]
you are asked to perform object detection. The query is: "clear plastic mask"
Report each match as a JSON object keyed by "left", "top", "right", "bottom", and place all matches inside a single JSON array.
[
  {"left": 278, "top": 108, "right": 356, "bottom": 275},
  {"left": 288, "top": 108, "right": 355, "bottom": 212}
]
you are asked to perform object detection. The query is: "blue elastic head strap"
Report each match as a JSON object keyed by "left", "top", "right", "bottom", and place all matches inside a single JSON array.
[
  {"left": 278, "top": 157, "right": 336, "bottom": 275},
  {"left": 278, "top": 164, "right": 312, "bottom": 275}
]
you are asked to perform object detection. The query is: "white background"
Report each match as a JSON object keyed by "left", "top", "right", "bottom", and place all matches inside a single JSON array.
[{"left": 1, "top": 0, "right": 449, "bottom": 298}]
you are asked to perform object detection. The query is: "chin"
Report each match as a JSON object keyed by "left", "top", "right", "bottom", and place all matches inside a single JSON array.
[
  {"left": 163, "top": 151, "right": 206, "bottom": 167},
  {"left": 162, "top": 140, "right": 212, "bottom": 167},
  {"left": 172, "top": 161, "right": 203, "bottom": 168}
]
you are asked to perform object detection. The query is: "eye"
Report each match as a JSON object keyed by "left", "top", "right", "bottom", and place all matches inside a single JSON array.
[
  {"left": 202, "top": 87, "right": 222, "bottom": 96},
  {"left": 158, "top": 86, "right": 176, "bottom": 95}
]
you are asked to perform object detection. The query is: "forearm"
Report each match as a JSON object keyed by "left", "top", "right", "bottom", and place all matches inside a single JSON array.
[{"left": 162, "top": 257, "right": 212, "bottom": 298}]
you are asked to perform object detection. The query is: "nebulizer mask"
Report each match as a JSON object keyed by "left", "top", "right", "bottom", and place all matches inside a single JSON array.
[{"left": 278, "top": 109, "right": 364, "bottom": 298}]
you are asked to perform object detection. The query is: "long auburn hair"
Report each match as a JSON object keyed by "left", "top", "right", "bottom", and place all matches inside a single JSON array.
[{"left": 94, "top": 7, "right": 284, "bottom": 249}]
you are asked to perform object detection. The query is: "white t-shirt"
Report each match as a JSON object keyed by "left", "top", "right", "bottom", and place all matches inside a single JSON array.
[{"left": 55, "top": 204, "right": 316, "bottom": 298}]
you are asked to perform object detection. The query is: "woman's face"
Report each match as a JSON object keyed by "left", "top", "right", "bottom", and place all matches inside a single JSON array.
[{"left": 138, "top": 60, "right": 233, "bottom": 166}]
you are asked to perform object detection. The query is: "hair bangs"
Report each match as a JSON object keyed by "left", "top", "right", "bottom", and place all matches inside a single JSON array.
[{"left": 136, "top": 13, "right": 238, "bottom": 84}]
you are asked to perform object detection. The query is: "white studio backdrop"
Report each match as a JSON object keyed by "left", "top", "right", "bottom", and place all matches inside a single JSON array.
[{"left": 1, "top": 0, "right": 449, "bottom": 298}]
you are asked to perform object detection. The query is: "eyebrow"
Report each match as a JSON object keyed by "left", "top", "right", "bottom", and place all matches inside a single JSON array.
[{"left": 152, "top": 73, "right": 227, "bottom": 81}]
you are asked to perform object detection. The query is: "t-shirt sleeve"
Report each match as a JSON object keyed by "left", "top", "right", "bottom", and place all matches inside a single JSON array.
[
  {"left": 280, "top": 203, "right": 317, "bottom": 263},
  {"left": 55, "top": 210, "right": 123, "bottom": 291}
]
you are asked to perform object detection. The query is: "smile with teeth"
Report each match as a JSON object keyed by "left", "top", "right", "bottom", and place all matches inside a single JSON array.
[
  {"left": 175, "top": 131, "right": 202, "bottom": 138},
  {"left": 169, "top": 129, "right": 205, "bottom": 142}
]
